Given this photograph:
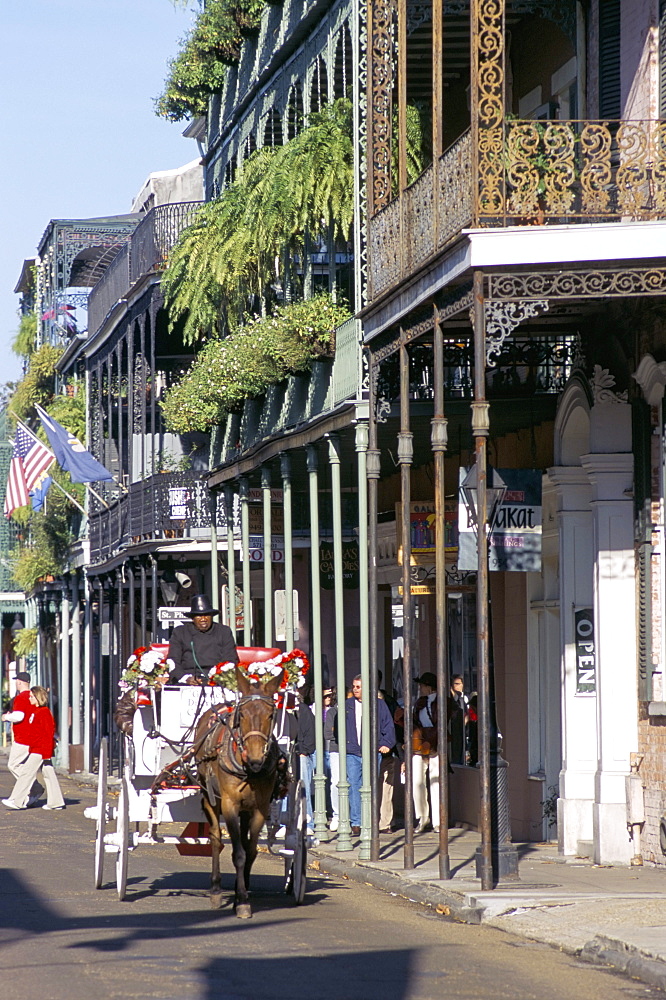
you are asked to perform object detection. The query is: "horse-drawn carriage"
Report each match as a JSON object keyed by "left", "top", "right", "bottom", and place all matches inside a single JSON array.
[{"left": 85, "top": 646, "right": 310, "bottom": 918}]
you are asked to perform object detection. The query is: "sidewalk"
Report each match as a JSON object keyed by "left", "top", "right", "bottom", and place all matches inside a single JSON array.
[{"left": 311, "top": 826, "right": 666, "bottom": 991}]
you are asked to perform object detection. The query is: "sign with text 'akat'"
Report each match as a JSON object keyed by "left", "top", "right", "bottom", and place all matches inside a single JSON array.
[{"left": 457, "top": 468, "right": 542, "bottom": 572}]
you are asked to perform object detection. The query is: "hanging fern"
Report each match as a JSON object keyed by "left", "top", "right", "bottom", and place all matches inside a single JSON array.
[{"left": 162, "top": 99, "right": 355, "bottom": 343}]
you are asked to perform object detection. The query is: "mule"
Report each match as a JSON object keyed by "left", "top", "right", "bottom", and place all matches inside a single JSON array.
[{"left": 194, "top": 667, "right": 283, "bottom": 918}]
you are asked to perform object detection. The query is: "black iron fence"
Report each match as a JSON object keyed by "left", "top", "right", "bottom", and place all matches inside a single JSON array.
[{"left": 89, "top": 471, "right": 212, "bottom": 565}]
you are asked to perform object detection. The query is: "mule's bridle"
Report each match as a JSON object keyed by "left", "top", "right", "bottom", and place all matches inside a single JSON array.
[{"left": 230, "top": 692, "right": 276, "bottom": 764}]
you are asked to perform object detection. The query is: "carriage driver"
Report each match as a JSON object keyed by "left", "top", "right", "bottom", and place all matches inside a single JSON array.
[{"left": 167, "top": 594, "right": 238, "bottom": 685}]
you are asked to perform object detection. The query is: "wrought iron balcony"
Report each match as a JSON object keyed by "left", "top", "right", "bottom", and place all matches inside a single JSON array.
[
  {"left": 368, "top": 119, "right": 666, "bottom": 302},
  {"left": 88, "top": 471, "right": 212, "bottom": 566},
  {"left": 87, "top": 201, "right": 202, "bottom": 339}
]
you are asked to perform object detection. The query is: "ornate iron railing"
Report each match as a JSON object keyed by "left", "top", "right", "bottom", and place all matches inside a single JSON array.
[
  {"left": 369, "top": 131, "right": 473, "bottom": 300},
  {"left": 129, "top": 202, "right": 202, "bottom": 284},
  {"left": 480, "top": 119, "right": 666, "bottom": 225},
  {"left": 88, "top": 471, "right": 212, "bottom": 565},
  {"left": 87, "top": 245, "right": 129, "bottom": 337}
]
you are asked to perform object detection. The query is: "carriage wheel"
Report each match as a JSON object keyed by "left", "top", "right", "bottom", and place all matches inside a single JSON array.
[
  {"left": 285, "top": 780, "right": 307, "bottom": 905},
  {"left": 115, "top": 770, "right": 130, "bottom": 901},
  {"left": 93, "top": 737, "right": 108, "bottom": 889}
]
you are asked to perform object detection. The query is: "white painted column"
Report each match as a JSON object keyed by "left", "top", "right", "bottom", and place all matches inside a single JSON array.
[
  {"left": 583, "top": 450, "right": 637, "bottom": 864},
  {"left": 548, "top": 467, "right": 596, "bottom": 857}
]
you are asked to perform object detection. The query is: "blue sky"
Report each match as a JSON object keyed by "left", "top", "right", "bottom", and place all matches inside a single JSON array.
[{"left": 0, "top": 0, "right": 197, "bottom": 383}]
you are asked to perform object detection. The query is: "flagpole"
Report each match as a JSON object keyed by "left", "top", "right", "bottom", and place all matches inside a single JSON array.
[
  {"left": 86, "top": 484, "right": 111, "bottom": 509},
  {"left": 49, "top": 479, "right": 87, "bottom": 516}
]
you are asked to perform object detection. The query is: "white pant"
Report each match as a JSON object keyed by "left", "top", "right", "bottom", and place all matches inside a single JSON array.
[
  {"left": 328, "top": 751, "right": 339, "bottom": 819},
  {"left": 8, "top": 741, "right": 44, "bottom": 800},
  {"left": 412, "top": 753, "right": 440, "bottom": 829},
  {"left": 11, "top": 754, "right": 64, "bottom": 809}
]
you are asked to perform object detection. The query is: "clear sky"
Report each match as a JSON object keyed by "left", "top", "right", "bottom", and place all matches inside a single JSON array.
[{"left": 0, "top": 0, "right": 197, "bottom": 384}]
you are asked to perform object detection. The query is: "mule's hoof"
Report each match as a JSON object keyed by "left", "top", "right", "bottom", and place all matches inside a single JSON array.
[
  {"left": 235, "top": 904, "right": 252, "bottom": 919},
  {"left": 209, "top": 892, "right": 224, "bottom": 909}
]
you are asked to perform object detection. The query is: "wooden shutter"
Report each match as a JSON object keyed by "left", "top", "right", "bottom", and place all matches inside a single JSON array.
[{"left": 599, "top": 0, "right": 621, "bottom": 119}]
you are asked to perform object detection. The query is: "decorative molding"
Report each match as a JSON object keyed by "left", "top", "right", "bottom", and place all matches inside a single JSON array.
[
  {"left": 590, "top": 365, "right": 628, "bottom": 405},
  {"left": 488, "top": 267, "right": 666, "bottom": 301},
  {"left": 484, "top": 299, "right": 549, "bottom": 366},
  {"left": 633, "top": 354, "right": 666, "bottom": 406}
]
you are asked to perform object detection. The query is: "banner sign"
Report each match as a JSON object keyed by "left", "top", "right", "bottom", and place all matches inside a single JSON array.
[
  {"left": 574, "top": 608, "right": 596, "bottom": 694},
  {"left": 457, "top": 468, "right": 542, "bottom": 572},
  {"left": 319, "top": 540, "right": 359, "bottom": 589}
]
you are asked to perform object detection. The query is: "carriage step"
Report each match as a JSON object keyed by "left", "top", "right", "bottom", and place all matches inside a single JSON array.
[{"left": 84, "top": 805, "right": 116, "bottom": 822}]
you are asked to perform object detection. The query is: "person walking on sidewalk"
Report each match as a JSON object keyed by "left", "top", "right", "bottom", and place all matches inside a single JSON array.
[
  {"left": 337, "top": 675, "right": 395, "bottom": 837},
  {"left": 1, "top": 671, "right": 43, "bottom": 805},
  {"left": 3, "top": 687, "right": 65, "bottom": 811},
  {"left": 412, "top": 672, "right": 440, "bottom": 833}
]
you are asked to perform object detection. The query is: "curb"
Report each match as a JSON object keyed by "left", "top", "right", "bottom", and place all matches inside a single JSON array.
[
  {"left": 310, "top": 850, "right": 484, "bottom": 924},
  {"left": 580, "top": 936, "right": 666, "bottom": 992}
]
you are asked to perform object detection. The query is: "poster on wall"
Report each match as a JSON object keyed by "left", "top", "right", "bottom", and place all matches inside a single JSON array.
[
  {"left": 319, "top": 540, "right": 359, "bottom": 589},
  {"left": 457, "top": 468, "right": 543, "bottom": 572},
  {"left": 396, "top": 502, "right": 458, "bottom": 562}
]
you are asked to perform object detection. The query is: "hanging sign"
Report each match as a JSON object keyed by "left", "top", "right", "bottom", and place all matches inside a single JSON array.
[
  {"left": 319, "top": 540, "right": 359, "bottom": 589},
  {"left": 457, "top": 468, "right": 543, "bottom": 572},
  {"left": 574, "top": 608, "right": 596, "bottom": 694}
]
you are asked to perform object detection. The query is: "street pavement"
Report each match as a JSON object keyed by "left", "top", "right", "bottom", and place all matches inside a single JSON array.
[
  {"left": 311, "top": 825, "right": 666, "bottom": 992},
  {"left": 1, "top": 756, "right": 666, "bottom": 999},
  {"left": 0, "top": 755, "right": 666, "bottom": 1000}
]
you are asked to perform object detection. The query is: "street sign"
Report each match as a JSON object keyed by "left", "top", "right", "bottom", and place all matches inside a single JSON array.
[{"left": 158, "top": 606, "right": 190, "bottom": 624}]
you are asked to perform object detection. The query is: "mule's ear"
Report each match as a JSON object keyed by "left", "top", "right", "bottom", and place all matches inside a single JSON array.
[
  {"left": 262, "top": 670, "right": 285, "bottom": 698},
  {"left": 235, "top": 665, "right": 252, "bottom": 695}
]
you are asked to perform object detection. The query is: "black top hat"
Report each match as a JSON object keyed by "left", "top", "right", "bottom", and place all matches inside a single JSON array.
[{"left": 186, "top": 594, "right": 218, "bottom": 617}]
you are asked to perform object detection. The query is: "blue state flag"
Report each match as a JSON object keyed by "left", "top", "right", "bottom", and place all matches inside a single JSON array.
[
  {"left": 30, "top": 472, "right": 52, "bottom": 512},
  {"left": 35, "top": 404, "right": 114, "bottom": 483}
]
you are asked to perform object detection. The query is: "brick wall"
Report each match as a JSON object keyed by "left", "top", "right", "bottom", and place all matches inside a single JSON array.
[{"left": 638, "top": 705, "right": 666, "bottom": 864}]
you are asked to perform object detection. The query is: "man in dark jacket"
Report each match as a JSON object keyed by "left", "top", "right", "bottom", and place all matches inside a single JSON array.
[
  {"left": 337, "top": 674, "right": 395, "bottom": 836},
  {"left": 167, "top": 594, "right": 238, "bottom": 684}
]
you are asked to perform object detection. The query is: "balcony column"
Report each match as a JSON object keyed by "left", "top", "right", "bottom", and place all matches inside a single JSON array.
[
  {"left": 116, "top": 565, "right": 124, "bottom": 697},
  {"left": 471, "top": 0, "right": 506, "bottom": 224},
  {"left": 127, "top": 323, "right": 134, "bottom": 485},
  {"left": 127, "top": 561, "right": 135, "bottom": 659},
  {"left": 71, "top": 572, "right": 82, "bottom": 748},
  {"left": 328, "top": 434, "right": 352, "bottom": 851},
  {"left": 149, "top": 554, "right": 158, "bottom": 642},
  {"left": 116, "top": 341, "right": 123, "bottom": 485},
  {"left": 307, "top": 445, "right": 328, "bottom": 843},
  {"left": 280, "top": 454, "right": 294, "bottom": 651},
  {"left": 83, "top": 571, "right": 93, "bottom": 773},
  {"left": 224, "top": 486, "right": 236, "bottom": 638},
  {"left": 139, "top": 558, "right": 147, "bottom": 647},
  {"left": 432, "top": 310, "right": 451, "bottom": 879},
  {"left": 59, "top": 580, "right": 71, "bottom": 771},
  {"left": 356, "top": 419, "right": 372, "bottom": 862},
  {"left": 209, "top": 491, "right": 220, "bottom": 620},
  {"left": 261, "top": 466, "right": 273, "bottom": 646},
  {"left": 367, "top": 350, "right": 381, "bottom": 862},
  {"left": 239, "top": 478, "right": 252, "bottom": 646},
  {"left": 398, "top": 340, "right": 415, "bottom": 870}
]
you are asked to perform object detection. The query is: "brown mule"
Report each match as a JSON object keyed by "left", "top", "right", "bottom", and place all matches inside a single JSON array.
[{"left": 194, "top": 666, "right": 283, "bottom": 918}]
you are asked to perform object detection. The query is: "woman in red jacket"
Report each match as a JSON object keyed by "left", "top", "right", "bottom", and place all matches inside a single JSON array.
[{"left": 7, "top": 687, "right": 65, "bottom": 810}]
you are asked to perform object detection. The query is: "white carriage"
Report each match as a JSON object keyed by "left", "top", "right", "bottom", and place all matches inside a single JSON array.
[{"left": 85, "top": 682, "right": 308, "bottom": 904}]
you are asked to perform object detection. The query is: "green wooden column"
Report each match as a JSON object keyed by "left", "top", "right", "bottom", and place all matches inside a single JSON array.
[
  {"left": 328, "top": 434, "right": 352, "bottom": 850},
  {"left": 356, "top": 419, "right": 372, "bottom": 861},
  {"left": 280, "top": 453, "right": 294, "bottom": 651},
  {"left": 307, "top": 444, "right": 328, "bottom": 842},
  {"left": 239, "top": 477, "right": 252, "bottom": 646},
  {"left": 261, "top": 466, "right": 273, "bottom": 646},
  {"left": 209, "top": 492, "right": 220, "bottom": 621},
  {"left": 224, "top": 485, "right": 236, "bottom": 638}
]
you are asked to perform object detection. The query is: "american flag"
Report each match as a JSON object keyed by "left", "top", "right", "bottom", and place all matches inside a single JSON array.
[{"left": 4, "top": 426, "right": 55, "bottom": 519}]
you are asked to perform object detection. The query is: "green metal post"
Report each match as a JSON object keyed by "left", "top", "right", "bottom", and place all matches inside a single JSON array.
[
  {"left": 209, "top": 492, "right": 220, "bottom": 621},
  {"left": 307, "top": 445, "right": 328, "bottom": 842},
  {"left": 280, "top": 454, "right": 294, "bottom": 651},
  {"left": 239, "top": 477, "right": 252, "bottom": 646},
  {"left": 328, "top": 434, "right": 352, "bottom": 850},
  {"left": 262, "top": 466, "right": 273, "bottom": 646},
  {"left": 224, "top": 486, "right": 236, "bottom": 638},
  {"left": 356, "top": 418, "right": 372, "bottom": 860}
]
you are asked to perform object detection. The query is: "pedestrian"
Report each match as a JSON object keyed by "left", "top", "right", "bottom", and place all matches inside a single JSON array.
[
  {"left": 322, "top": 688, "right": 340, "bottom": 831},
  {"left": 337, "top": 675, "right": 395, "bottom": 837},
  {"left": 3, "top": 686, "right": 65, "bottom": 811},
  {"left": 1, "top": 671, "right": 43, "bottom": 805},
  {"left": 449, "top": 673, "right": 468, "bottom": 765},
  {"left": 377, "top": 674, "right": 399, "bottom": 833},
  {"left": 411, "top": 672, "right": 440, "bottom": 832},
  {"left": 295, "top": 686, "right": 316, "bottom": 836}
]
